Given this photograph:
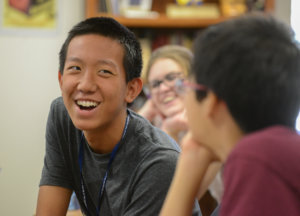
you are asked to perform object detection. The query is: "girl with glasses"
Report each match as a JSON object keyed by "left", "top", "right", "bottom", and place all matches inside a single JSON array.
[{"left": 138, "top": 45, "right": 193, "bottom": 144}]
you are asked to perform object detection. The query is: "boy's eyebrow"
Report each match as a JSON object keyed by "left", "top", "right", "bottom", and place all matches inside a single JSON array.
[
  {"left": 96, "top": 59, "right": 118, "bottom": 69},
  {"left": 66, "top": 57, "right": 118, "bottom": 69},
  {"left": 66, "top": 57, "right": 83, "bottom": 63}
]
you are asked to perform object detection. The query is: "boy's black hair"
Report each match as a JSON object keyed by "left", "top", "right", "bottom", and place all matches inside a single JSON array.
[
  {"left": 59, "top": 17, "right": 142, "bottom": 82},
  {"left": 192, "top": 13, "right": 300, "bottom": 133}
]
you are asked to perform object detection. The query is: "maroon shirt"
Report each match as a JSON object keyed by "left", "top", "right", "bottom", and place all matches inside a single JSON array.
[{"left": 220, "top": 126, "right": 300, "bottom": 216}]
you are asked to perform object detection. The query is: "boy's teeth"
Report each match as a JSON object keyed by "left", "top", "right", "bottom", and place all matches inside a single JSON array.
[{"left": 77, "top": 100, "right": 98, "bottom": 107}]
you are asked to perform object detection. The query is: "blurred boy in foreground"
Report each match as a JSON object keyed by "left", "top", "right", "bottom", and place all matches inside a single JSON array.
[{"left": 161, "top": 13, "right": 300, "bottom": 216}]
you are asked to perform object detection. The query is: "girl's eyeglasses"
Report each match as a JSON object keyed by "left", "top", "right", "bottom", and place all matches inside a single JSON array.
[
  {"left": 143, "top": 72, "right": 183, "bottom": 97},
  {"left": 149, "top": 72, "right": 182, "bottom": 90}
]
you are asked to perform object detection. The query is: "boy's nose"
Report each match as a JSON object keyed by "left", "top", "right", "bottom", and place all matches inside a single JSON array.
[{"left": 77, "top": 71, "right": 97, "bottom": 93}]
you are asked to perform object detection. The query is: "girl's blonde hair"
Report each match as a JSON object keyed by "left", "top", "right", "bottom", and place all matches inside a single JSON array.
[{"left": 144, "top": 45, "right": 193, "bottom": 84}]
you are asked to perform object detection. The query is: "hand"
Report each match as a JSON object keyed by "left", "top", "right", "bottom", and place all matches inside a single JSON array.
[
  {"left": 180, "top": 133, "right": 221, "bottom": 199},
  {"left": 161, "top": 110, "right": 188, "bottom": 137},
  {"left": 138, "top": 99, "right": 163, "bottom": 122},
  {"left": 180, "top": 132, "right": 216, "bottom": 177},
  {"left": 160, "top": 133, "right": 216, "bottom": 216}
]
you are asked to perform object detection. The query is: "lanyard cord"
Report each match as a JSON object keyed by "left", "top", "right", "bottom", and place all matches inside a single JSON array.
[{"left": 79, "top": 113, "right": 130, "bottom": 216}]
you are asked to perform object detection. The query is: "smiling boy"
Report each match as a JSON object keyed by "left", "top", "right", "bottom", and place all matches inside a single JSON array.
[{"left": 36, "top": 17, "right": 201, "bottom": 216}]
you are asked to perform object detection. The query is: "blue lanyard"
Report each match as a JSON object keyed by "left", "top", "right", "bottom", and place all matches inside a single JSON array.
[{"left": 78, "top": 113, "right": 130, "bottom": 216}]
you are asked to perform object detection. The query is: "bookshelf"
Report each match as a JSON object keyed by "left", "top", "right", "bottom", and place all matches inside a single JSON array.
[
  {"left": 85, "top": 0, "right": 275, "bottom": 29},
  {"left": 84, "top": 0, "right": 275, "bottom": 85},
  {"left": 85, "top": 12, "right": 227, "bottom": 28}
]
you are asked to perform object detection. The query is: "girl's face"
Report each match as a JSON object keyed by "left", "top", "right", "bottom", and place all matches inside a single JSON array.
[{"left": 147, "top": 58, "right": 185, "bottom": 117}]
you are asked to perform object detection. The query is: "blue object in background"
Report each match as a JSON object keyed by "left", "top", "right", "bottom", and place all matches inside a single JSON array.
[
  {"left": 68, "top": 192, "right": 80, "bottom": 210},
  {"left": 296, "top": 111, "right": 300, "bottom": 134}
]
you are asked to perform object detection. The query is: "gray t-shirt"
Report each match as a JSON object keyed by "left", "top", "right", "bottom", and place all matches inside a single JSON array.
[{"left": 40, "top": 97, "right": 201, "bottom": 216}]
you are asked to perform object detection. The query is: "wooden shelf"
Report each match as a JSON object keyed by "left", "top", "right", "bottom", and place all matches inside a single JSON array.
[
  {"left": 88, "top": 13, "right": 228, "bottom": 28},
  {"left": 85, "top": 0, "right": 274, "bottom": 29}
]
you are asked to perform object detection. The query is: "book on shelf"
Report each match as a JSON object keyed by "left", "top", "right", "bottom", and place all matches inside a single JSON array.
[
  {"left": 119, "top": 0, "right": 157, "bottom": 18},
  {"left": 220, "top": 0, "right": 247, "bottom": 17},
  {"left": 121, "top": 9, "right": 159, "bottom": 18},
  {"left": 98, "top": 0, "right": 120, "bottom": 15},
  {"left": 98, "top": 0, "right": 157, "bottom": 18},
  {"left": 108, "top": 0, "right": 120, "bottom": 15},
  {"left": 99, "top": 0, "right": 108, "bottom": 13},
  {"left": 166, "top": 3, "right": 221, "bottom": 19}
]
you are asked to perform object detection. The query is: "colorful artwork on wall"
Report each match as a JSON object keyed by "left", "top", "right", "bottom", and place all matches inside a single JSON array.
[{"left": 0, "top": 0, "right": 59, "bottom": 35}]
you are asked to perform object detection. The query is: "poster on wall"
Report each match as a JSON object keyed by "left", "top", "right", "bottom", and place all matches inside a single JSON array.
[{"left": 0, "top": 0, "right": 60, "bottom": 36}]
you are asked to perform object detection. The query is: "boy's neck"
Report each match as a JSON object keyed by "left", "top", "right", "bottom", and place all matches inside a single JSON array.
[
  {"left": 83, "top": 112, "right": 128, "bottom": 154},
  {"left": 214, "top": 120, "right": 244, "bottom": 162}
]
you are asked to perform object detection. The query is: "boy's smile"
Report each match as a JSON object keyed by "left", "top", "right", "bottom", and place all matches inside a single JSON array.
[
  {"left": 59, "top": 34, "right": 129, "bottom": 134},
  {"left": 76, "top": 99, "right": 99, "bottom": 110}
]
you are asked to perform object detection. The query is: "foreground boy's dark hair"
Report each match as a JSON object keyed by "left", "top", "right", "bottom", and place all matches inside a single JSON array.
[
  {"left": 192, "top": 13, "right": 300, "bottom": 133},
  {"left": 59, "top": 17, "right": 142, "bottom": 82}
]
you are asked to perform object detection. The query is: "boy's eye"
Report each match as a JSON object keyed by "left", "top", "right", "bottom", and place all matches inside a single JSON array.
[
  {"left": 65, "top": 66, "right": 81, "bottom": 74},
  {"left": 68, "top": 66, "right": 81, "bottom": 71},
  {"left": 99, "top": 69, "right": 113, "bottom": 75}
]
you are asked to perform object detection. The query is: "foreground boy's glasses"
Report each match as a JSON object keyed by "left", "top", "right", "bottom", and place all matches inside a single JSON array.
[{"left": 174, "top": 79, "right": 207, "bottom": 96}]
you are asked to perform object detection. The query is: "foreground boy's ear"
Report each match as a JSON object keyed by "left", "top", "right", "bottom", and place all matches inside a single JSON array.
[
  {"left": 206, "top": 91, "right": 230, "bottom": 125},
  {"left": 205, "top": 91, "right": 225, "bottom": 118},
  {"left": 125, "top": 78, "right": 143, "bottom": 103}
]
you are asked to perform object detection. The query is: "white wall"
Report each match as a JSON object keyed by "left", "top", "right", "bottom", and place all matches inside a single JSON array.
[
  {"left": 274, "top": 0, "right": 291, "bottom": 24},
  {"left": 0, "top": 1, "right": 84, "bottom": 215},
  {"left": 0, "top": 0, "right": 292, "bottom": 215}
]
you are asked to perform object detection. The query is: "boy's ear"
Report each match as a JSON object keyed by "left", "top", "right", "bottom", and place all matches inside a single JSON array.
[
  {"left": 58, "top": 71, "right": 63, "bottom": 90},
  {"left": 205, "top": 91, "right": 228, "bottom": 123},
  {"left": 125, "top": 78, "right": 143, "bottom": 103},
  {"left": 205, "top": 91, "right": 222, "bottom": 118}
]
